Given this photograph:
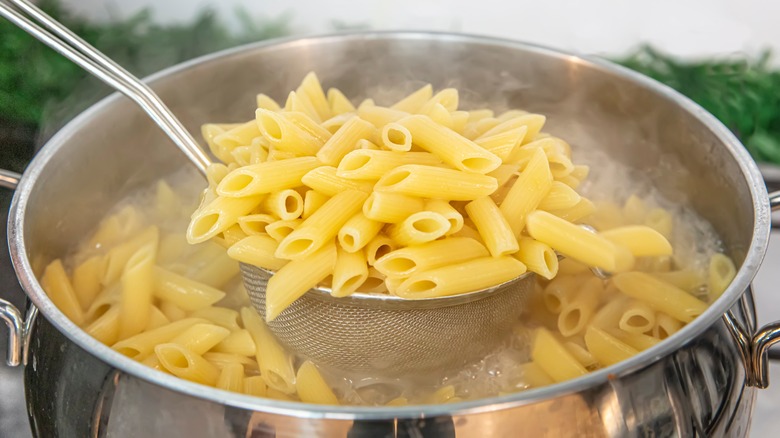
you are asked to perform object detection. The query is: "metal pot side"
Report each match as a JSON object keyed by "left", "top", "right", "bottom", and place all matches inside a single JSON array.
[{"left": 6, "top": 32, "right": 776, "bottom": 437}]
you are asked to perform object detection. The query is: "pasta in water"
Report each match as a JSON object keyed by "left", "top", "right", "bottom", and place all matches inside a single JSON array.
[{"left": 40, "top": 73, "right": 736, "bottom": 405}]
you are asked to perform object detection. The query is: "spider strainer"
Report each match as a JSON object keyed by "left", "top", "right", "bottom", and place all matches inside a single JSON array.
[{"left": 241, "top": 263, "right": 533, "bottom": 376}]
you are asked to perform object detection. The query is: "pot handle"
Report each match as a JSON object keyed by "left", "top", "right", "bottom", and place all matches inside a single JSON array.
[
  {"left": 0, "top": 169, "right": 37, "bottom": 367},
  {"left": 733, "top": 189, "right": 780, "bottom": 388}
]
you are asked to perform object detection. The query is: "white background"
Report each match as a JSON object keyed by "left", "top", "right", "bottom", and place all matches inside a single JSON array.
[{"left": 61, "top": 0, "right": 780, "bottom": 61}]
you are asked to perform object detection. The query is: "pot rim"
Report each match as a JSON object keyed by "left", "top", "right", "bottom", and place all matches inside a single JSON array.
[{"left": 7, "top": 30, "right": 771, "bottom": 420}]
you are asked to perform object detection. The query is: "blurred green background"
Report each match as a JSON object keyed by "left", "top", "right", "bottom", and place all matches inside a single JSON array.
[{"left": 2, "top": 0, "right": 779, "bottom": 172}]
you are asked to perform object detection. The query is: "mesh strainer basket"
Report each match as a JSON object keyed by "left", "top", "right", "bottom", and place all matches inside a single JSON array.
[{"left": 241, "top": 263, "right": 533, "bottom": 376}]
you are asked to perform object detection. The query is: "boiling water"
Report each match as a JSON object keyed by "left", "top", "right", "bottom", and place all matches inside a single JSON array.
[{"left": 64, "top": 153, "right": 725, "bottom": 406}]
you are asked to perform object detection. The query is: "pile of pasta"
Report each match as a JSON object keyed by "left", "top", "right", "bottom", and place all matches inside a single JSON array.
[
  {"left": 37, "top": 73, "right": 740, "bottom": 404},
  {"left": 189, "top": 72, "right": 683, "bottom": 321}
]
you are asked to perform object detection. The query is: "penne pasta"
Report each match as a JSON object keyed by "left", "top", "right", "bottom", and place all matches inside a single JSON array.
[
  {"left": 514, "top": 237, "right": 558, "bottom": 280},
  {"left": 337, "top": 149, "right": 440, "bottom": 181},
  {"left": 316, "top": 116, "right": 376, "bottom": 166},
  {"left": 153, "top": 267, "right": 226, "bottom": 311},
  {"left": 375, "top": 165, "right": 498, "bottom": 201},
  {"left": 499, "top": 148, "right": 552, "bottom": 236},
  {"left": 331, "top": 247, "right": 369, "bottom": 297},
  {"left": 227, "top": 235, "right": 288, "bottom": 271},
  {"left": 374, "top": 237, "right": 488, "bottom": 278},
  {"left": 531, "top": 328, "right": 587, "bottom": 383},
  {"left": 465, "top": 197, "right": 519, "bottom": 257},
  {"left": 612, "top": 272, "right": 708, "bottom": 323},
  {"left": 241, "top": 307, "right": 296, "bottom": 393},
  {"left": 337, "top": 212, "right": 384, "bottom": 253},
  {"left": 584, "top": 326, "right": 638, "bottom": 367},
  {"left": 386, "top": 211, "right": 451, "bottom": 246},
  {"left": 301, "top": 166, "right": 374, "bottom": 197},
  {"left": 295, "top": 361, "right": 340, "bottom": 405}
]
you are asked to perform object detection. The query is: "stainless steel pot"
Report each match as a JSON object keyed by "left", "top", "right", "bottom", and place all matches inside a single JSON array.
[{"left": 3, "top": 32, "right": 780, "bottom": 438}]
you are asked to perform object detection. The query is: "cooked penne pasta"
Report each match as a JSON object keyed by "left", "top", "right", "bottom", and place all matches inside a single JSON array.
[
  {"left": 188, "top": 195, "right": 264, "bottom": 244},
  {"left": 380, "top": 123, "right": 413, "bottom": 151},
  {"left": 499, "top": 148, "right": 552, "bottom": 236},
  {"left": 395, "top": 256, "right": 526, "bottom": 298},
  {"left": 515, "top": 237, "right": 558, "bottom": 280},
  {"left": 41, "top": 259, "right": 86, "bottom": 326},
  {"left": 112, "top": 318, "right": 206, "bottom": 359},
  {"left": 531, "top": 328, "right": 587, "bottom": 383},
  {"left": 302, "top": 190, "right": 330, "bottom": 219},
  {"left": 365, "top": 235, "right": 398, "bottom": 266},
  {"left": 387, "top": 211, "right": 451, "bottom": 246},
  {"left": 241, "top": 307, "right": 296, "bottom": 393},
  {"left": 118, "top": 243, "right": 157, "bottom": 339},
  {"left": 262, "top": 189, "right": 303, "bottom": 220},
  {"left": 169, "top": 323, "right": 231, "bottom": 355},
  {"left": 217, "top": 157, "right": 320, "bottom": 198},
  {"left": 266, "top": 241, "right": 337, "bottom": 320},
  {"left": 612, "top": 272, "right": 708, "bottom": 323},
  {"left": 465, "top": 197, "right": 519, "bottom": 257},
  {"left": 301, "top": 166, "right": 374, "bottom": 197},
  {"left": 363, "top": 191, "right": 424, "bottom": 223},
  {"left": 708, "top": 253, "right": 736, "bottom": 300},
  {"left": 337, "top": 149, "right": 440, "bottom": 181},
  {"left": 190, "top": 307, "right": 241, "bottom": 331},
  {"left": 375, "top": 165, "right": 498, "bottom": 201},
  {"left": 374, "top": 237, "right": 488, "bottom": 278},
  {"left": 155, "top": 343, "right": 220, "bottom": 385},
  {"left": 327, "top": 88, "right": 355, "bottom": 115},
  {"left": 338, "top": 212, "right": 384, "bottom": 253},
  {"left": 213, "top": 329, "right": 257, "bottom": 356},
  {"left": 256, "top": 109, "right": 322, "bottom": 154},
  {"left": 331, "top": 247, "right": 369, "bottom": 297},
  {"left": 296, "top": 361, "right": 340, "bottom": 405},
  {"left": 227, "top": 235, "right": 287, "bottom": 271},
  {"left": 276, "top": 190, "right": 367, "bottom": 260},
  {"left": 397, "top": 115, "right": 501, "bottom": 173},
  {"left": 584, "top": 326, "right": 638, "bottom": 367},
  {"left": 538, "top": 181, "right": 582, "bottom": 211},
  {"left": 153, "top": 267, "right": 226, "bottom": 311},
  {"left": 265, "top": 219, "right": 303, "bottom": 242},
  {"left": 557, "top": 277, "right": 602, "bottom": 337},
  {"left": 617, "top": 300, "right": 656, "bottom": 334},
  {"left": 316, "top": 116, "right": 376, "bottom": 166},
  {"left": 600, "top": 226, "right": 673, "bottom": 257},
  {"left": 391, "top": 84, "right": 433, "bottom": 113}
]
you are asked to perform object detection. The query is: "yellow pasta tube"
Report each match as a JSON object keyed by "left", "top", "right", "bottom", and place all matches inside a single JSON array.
[
  {"left": 301, "top": 166, "right": 374, "bottom": 196},
  {"left": 267, "top": 241, "right": 337, "bottom": 320},
  {"left": 190, "top": 307, "right": 241, "bottom": 331},
  {"left": 357, "top": 105, "right": 408, "bottom": 128},
  {"left": 418, "top": 88, "right": 459, "bottom": 113},
  {"left": 526, "top": 210, "right": 626, "bottom": 272},
  {"left": 211, "top": 121, "right": 262, "bottom": 163},
  {"left": 360, "top": 267, "right": 388, "bottom": 293},
  {"left": 118, "top": 243, "right": 157, "bottom": 339},
  {"left": 169, "top": 323, "right": 230, "bottom": 355},
  {"left": 590, "top": 295, "right": 631, "bottom": 330},
  {"left": 600, "top": 226, "right": 673, "bottom": 257},
  {"left": 331, "top": 248, "right": 369, "bottom": 297},
  {"left": 612, "top": 272, "right": 708, "bottom": 323},
  {"left": 557, "top": 277, "right": 603, "bottom": 337},
  {"left": 365, "top": 235, "right": 398, "bottom": 266},
  {"left": 514, "top": 237, "right": 558, "bottom": 280},
  {"left": 72, "top": 255, "right": 103, "bottom": 311},
  {"left": 337, "top": 149, "right": 440, "bottom": 180},
  {"left": 531, "top": 327, "right": 587, "bottom": 383},
  {"left": 474, "top": 126, "right": 527, "bottom": 161},
  {"left": 295, "top": 361, "right": 339, "bottom": 405},
  {"left": 387, "top": 211, "right": 450, "bottom": 246},
  {"left": 362, "top": 191, "right": 424, "bottom": 223},
  {"left": 262, "top": 189, "right": 303, "bottom": 220},
  {"left": 316, "top": 116, "right": 376, "bottom": 165},
  {"left": 584, "top": 326, "right": 638, "bottom": 367},
  {"left": 276, "top": 190, "right": 367, "bottom": 260},
  {"left": 266, "top": 219, "right": 302, "bottom": 242},
  {"left": 256, "top": 108, "right": 322, "bottom": 154},
  {"left": 146, "top": 306, "right": 170, "bottom": 331},
  {"left": 256, "top": 93, "right": 281, "bottom": 111},
  {"left": 338, "top": 212, "right": 384, "bottom": 253},
  {"left": 653, "top": 312, "right": 684, "bottom": 339},
  {"left": 375, "top": 164, "right": 498, "bottom": 201},
  {"left": 380, "top": 123, "right": 413, "bottom": 151},
  {"left": 541, "top": 275, "right": 582, "bottom": 314},
  {"left": 425, "top": 199, "right": 463, "bottom": 235},
  {"left": 421, "top": 102, "right": 453, "bottom": 129},
  {"left": 499, "top": 148, "right": 552, "bottom": 236},
  {"left": 227, "top": 235, "right": 288, "bottom": 271},
  {"left": 243, "top": 375, "right": 268, "bottom": 397},
  {"left": 283, "top": 112, "right": 333, "bottom": 145},
  {"left": 188, "top": 195, "right": 263, "bottom": 244},
  {"left": 391, "top": 84, "right": 433, "bottom": 112},
  {"left": 153, "top": 267, "right": 226, "bottom": 311},
  {"left": 519, "top": 362, "right": 555, "bottom": 387},
  {"left": 653, "top": 269, "right": 706, "bottom": 292},
  {"left": 397, "top": 115, "right": 501, "bottom": 173},
  {"left": 607, "top": 329, "right": 660, "bottom": 351},
  {"left": 708, "top": 253, "right": 736, "bottom": 300},
  {"left": 395, "top": 256, "right": 526, "bottom": 299},
  {"left": 321, "top": 113, "right": 354, "bottom": 134},
  {"left": 216, "top": 363, "right": 245, "bottom": 393},
  {"left": 112, "top": 318, "right": 206, "bottom": 359},
  {"left": 203, "top": 352, "right": 258, "bottom": 371},
  {"left": 373, "top": 237, "right": 489, "bottom": 278},
  {"left": 538, "top": 181, "right": 582, "bottom": 211},
  {"left": 296, "top": 72, "right": 331, "bottom": 121},
  {"left": 241, "top": 307, "right": 296, "bottom": 393},
  {"left": 465, "top": 196, "right": 519, "bottom": 257},
  {"left": 546, "top": 198, "right": 597, "bottom": 224},
  {"left": 217, "top": 157, "right": 320, "bottom": 197},
  {"left": 101, "top": 226, "right": 159, "bottom": 286},
  {"left": 482, "top": 113, "right": 546, "bottom": 142},
  {"left": 327, "top": 87, "right": 355, "bottom": 115},
  {"left": 645, "top": 208, "right": 673, "bottom": 238},
  {"left": 617, "top": 300, "right": 656, "bottom": 334},
  {"left": 212, "top": 329, "right": 257, "bottom": 357},
  {"left": 41, "top": 259, "right": 86, "bottom": 326},
  {"left": 85, "top": 305, "right": 121, "bottom": 345},
  {"left": 159, "top": 301, "right": 188, "bottom": 322},
  {"left": 302, "top": 190, "right": 330, "bottom": 219},
  {"left": 564, "top": 341, "right": 599, "bottom": 369},
  {"left": 155, "top": 343, "right": 220, "bottom": 385}
]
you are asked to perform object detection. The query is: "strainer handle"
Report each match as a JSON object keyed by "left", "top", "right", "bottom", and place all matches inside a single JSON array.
[{"left": 0, "top": 0, "right": 212, "bottom": 177}]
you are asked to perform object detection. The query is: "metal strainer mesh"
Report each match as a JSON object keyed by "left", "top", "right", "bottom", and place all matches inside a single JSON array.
[{"left": 241, "top": 263, "right": 533, "bottom": 376}]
